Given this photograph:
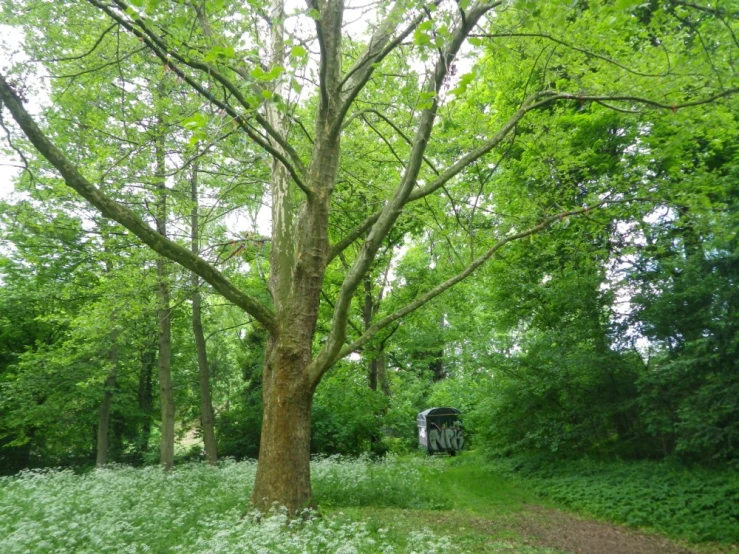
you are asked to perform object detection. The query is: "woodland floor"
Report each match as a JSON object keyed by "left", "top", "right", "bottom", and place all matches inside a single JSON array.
[
  {"left": 331, "top": 459, "right": 738, "bottom": 554},
  {"left": 2, "top": 455, "right": 736, "bottom": 553}
]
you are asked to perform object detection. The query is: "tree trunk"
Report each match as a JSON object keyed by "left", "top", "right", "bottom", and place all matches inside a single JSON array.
[
  {"left": 155, "top": 130, "right": 175, "bottom": 470},
  {"left": 137, "top": 342, "right": 155, "bottom": 461},
  {"left": 250, "top": 340, "right": 314, "bottom": 514},
  {"left": 156, "top": 263, "right": 174, "bottom": 470},
  {"left": 376, "top": 351, "right": 391, "bottom": 396},
  {"left": 95, "top": 371, "right": 116, "bottom": 467},
  {"left": 363, "top": 277, "right": 379, "bottom": 390},
  {"left": 429, "top": 312, "right": 446, "bottom": 382},
  {"left": 191, "top": 163, "right": 217, "bottom": 465}
]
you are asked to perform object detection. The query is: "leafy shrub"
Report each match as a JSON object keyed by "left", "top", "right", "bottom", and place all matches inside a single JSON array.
[{"left": 311, "top": 364, "right": 389, "bottom": 456}]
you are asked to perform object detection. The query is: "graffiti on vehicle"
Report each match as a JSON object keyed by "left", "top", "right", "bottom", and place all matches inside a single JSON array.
[{"left": 428, "top": 423, "right": 464, "bottom": 452}]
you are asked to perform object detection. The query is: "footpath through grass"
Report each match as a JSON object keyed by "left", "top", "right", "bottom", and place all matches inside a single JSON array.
[{"left": 0, "top": 453, "right": 736, "bottom": 553}]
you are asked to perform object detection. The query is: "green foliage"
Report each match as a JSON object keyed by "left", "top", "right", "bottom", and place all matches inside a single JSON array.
[
  {"left": 312, "top": 364, "right": 389, "bottom": 455},
  {"left": 490, "top": 456, "right": 739, "bottom": 543}
]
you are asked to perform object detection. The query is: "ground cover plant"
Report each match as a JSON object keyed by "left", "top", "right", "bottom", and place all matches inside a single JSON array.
[
  {"left": 0, "top": 456, "right": 455, "bottom": 554},
  {"left": 3, "top": 453, "right": 735, "bottom": 553},
  {"left": 489, "top": 456, "right": 739, "bottom": 544}
]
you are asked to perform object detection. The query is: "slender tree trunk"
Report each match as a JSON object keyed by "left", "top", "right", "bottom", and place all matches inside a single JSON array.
[
  {"left": 376, "top": 351, "right": 391, "bottom": 396},
  {"left": 137, "top": 342, "right": 156, "bottom": 460},
  {"left": 190, "top": 163, "right": 217, "bottom": 465},
  {"left": 363, "top": 277, "right": 391, "bottom": 394},
  {"left": 96, "top": 247, "right": 118, "bottom": 467},
  {"left": 95, "top": 371, "right": 116, "bottom": 467},
  {"left": 155, "top": 130, "right": 175, "bottom": 470},
  {"left": 363, "top": 277, "right": 379, "bottom": 391},
  {"left": 429, "top": 312, "right": 446, "bottom": 382}
]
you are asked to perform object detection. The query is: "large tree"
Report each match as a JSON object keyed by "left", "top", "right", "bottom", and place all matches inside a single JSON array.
[{"left": 0, "top": 0, "right": 736, "bottom": 512}]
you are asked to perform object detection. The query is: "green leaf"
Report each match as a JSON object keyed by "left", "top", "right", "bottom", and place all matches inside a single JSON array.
[
  {"left": 250, "top": 65, "right": 284, "bottom": 81},
  {"left": 450, "top": 71, "right": 476, "bottom": 97},
  {"left": 418, "top": 91, "right": 436, "bottom": 110},
  {"left": 182, "top": 113, "right": 207, "bottom": 130}
]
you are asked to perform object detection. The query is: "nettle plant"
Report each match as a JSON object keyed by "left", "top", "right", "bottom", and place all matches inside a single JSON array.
[{"left": 0, "top": 0, "right": 736, "bottom": 513}]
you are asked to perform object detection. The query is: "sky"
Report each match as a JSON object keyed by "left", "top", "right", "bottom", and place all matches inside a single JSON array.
[{"left": 0, "top": 25, "right": 36, "bottom": 203}]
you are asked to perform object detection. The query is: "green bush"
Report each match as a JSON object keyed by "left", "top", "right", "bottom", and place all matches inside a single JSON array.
[{"left": 311, "top": 364, "right": 389, "bottom": 455}]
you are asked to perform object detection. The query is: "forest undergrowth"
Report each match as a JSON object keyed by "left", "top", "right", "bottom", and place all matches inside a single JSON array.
[{"left": 0, "top": 453, "right": 736, "bottom": 553}]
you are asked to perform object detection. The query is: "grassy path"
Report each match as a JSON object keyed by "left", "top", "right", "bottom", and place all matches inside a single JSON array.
[{"left": 330, "top": 456, "right": 728, "bottom": 554}]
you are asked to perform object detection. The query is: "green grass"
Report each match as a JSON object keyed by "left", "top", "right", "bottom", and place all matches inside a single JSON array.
[{"left": 320, "top": 454, "right": 561, "bottom": 553}]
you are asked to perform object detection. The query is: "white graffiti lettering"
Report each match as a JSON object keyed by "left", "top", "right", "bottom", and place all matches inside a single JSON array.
[{"left": 428, "top": 426, "right": 464, "bottom": 452}]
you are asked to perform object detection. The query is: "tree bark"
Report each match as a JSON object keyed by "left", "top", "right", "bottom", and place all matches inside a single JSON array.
[
  {"left": 155, "top": 130, "right": 175, "bottom": 471},
  {"left": 96, "top": 238, "right": 119, "bottom": 467},
  {"left": 250, "top": 340, "right": 315, "bottom": 514},
  {"left": 191, "top": 163, "right": 217, "bottom": 465},
  {"left": 137, "top": 341, "right": 156, "bottom": 461},
  {"left": 95, "top": 371, "right": 116, "bottom": 467}
]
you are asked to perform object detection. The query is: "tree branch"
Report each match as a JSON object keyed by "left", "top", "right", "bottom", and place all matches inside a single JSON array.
[
  {"left": 86, "top": 0, "right": 310, "bottom": 195},
  {"left": 331, "top": 0, "right": 450, "bottom": 139},
  {"left": 0, "top": 73, "right": 277, "bottom": 332},
  {"left": 328, "top": 86, "right": 739, "bottom": 260},
  {"left": 309, "top": 1, "right": 498, "bottom": 385},
  {"left": 470, "top": 32, "right": 673, "bottom": 78},
  {"left": 335, "top": 198, "right": 645, "bottom": 361}
]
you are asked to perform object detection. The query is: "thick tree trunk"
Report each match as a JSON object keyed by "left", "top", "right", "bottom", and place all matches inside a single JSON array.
[
  {"left": 191, "top": 163, "right": 217, "bottom": 465},
  {"left": 250, "top": 340, "right": 314, "bottom": 514},
  {"left": 95, "top": 371, "right": 116, "bottom": 467},
  {"left": 155, "top": 130, "right": 175, "bottom": 470}
]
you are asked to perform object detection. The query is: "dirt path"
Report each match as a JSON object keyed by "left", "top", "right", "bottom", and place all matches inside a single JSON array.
[{"left": 513, "top": 505, "right": 700, "bottom": 554}]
